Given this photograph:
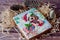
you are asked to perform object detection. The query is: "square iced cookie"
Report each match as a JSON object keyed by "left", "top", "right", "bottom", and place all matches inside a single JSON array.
[{"left": 13, "top": 8, "right": 52, "bottom": 40}]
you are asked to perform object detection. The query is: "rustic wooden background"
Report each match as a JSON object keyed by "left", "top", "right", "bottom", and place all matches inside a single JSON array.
[{"left": 0, "top": 0, "right": 60, "bottom": 40}]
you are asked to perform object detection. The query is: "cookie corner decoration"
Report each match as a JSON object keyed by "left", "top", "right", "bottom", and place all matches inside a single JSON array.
[{"left": 13, "top": 8, "right": 52, "bottom": 40}]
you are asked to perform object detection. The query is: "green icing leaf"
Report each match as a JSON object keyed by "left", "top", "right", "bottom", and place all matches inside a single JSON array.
[
  {"left": 30, "top": 13, "right": 34, "bottom": 16},
  {"left": 25, "top": 23, "right": 32, "bottom": 30},
  {"left": 25, "top": 24, "right": 29, "bottom": 27}
]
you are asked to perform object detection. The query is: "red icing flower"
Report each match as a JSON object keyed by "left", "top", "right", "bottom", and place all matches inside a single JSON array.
[
  {"left": 23, "top": 14, "right": 27, "bottom": 21},
  {"left": 38, "top": 20, "right": 44, "bottom": 26}
]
